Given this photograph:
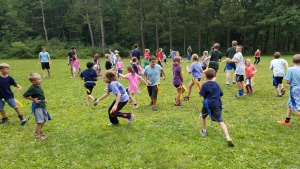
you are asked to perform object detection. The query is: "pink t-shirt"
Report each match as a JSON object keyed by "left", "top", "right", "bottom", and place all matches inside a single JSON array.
[
  {"left": 116, "top": 61, "right": 124, "bottom": 70},
  {"left": 137, "top": 65, "right": 142, "bottom": 74},
  {"left": 245, "top": 65, "right": 256, "bottom": 78},
  {"left": 124, "top": 73, "right": 142, "bottom": 93},
  {"left": 71, "top": 59, "right": 80, "bottom": 69},
  {"left": 144, "top": 53, "right": 150, "bottom": 60}
]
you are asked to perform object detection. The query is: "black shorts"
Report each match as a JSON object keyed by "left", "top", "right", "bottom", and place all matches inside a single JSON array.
[
  {"left": 174, "top": 85, "right": 181, "bottom": 88},
  {"left": 41, "top": 62, "right": 50, "bottom": 69},
  {"left": 273, "top": 76, "right": 283, "bottom": 87},
  {"left": 236, "top": 74, "right": 244, "bottom": 82},
  {"left": 85, "top": 86, "right": 94, "bottom": 95},
  {"left": 202, "top": 105, "right": 223, "bottom": 122},
  {"left": 147, "top": 85, "right": 158, "bottom": 99}
]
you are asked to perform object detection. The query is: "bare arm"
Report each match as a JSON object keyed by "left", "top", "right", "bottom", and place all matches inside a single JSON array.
[
  {"left": 161, "top": 70, "right": 166, "bottom": 80},
  {"left": 223, "top": 58, "right": 238, "bottom": 63},
  {"left": 16, "top": 84, "right": 22, "bottom": 94},
  {"left": 94, "top": 92, "right": 110, "bottom": 104}
]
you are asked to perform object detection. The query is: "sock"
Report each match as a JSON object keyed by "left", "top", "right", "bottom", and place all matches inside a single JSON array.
[
  {"left": 285, "top": 117, "right": 291, "bottom": 123},
  {"left": 226, "top": 135, "right": 231, "bottom": 140},
  {"left": 202, "top": 129, "right": 206, "bottom": 132},
  {"left": 238, "top": 90, "right": 242, "bottom": 95}
]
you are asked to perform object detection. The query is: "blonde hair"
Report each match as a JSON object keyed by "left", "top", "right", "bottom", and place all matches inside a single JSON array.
[
  {"left": 0, "top": 63, "right": 10, "bottom": 70},
  {"left": 28, "top": 73, "right": 41, "bottom": 82},
  {"left": 203, "top": 51, "right": 208, "bottom": 55},
  {"left": 245, "top": 58, "right": 251, "bottom": 64}
]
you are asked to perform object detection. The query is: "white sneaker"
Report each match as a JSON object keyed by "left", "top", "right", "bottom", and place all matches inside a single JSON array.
[
  {"left": 227, "top": 138, "right": 235, "bottom": 147},
  {"left": 107, "top": 123, "right": 119, "bottom": 126}
]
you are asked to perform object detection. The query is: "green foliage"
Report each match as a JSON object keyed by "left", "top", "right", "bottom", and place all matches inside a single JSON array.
[{"left": 7, "top": 42, "right": 33, "bottom": 59}]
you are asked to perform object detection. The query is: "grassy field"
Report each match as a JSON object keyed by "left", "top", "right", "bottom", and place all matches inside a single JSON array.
[{"left": 0, "top": 55, "right": 299, "bottom": 168}]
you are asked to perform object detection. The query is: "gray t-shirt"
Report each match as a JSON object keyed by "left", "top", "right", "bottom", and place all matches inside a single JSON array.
[
  {"left": 232, "top": 52, "right": 245, "bottom": 75},
  {"left": 270, "top": 58, "right": 286, "bottom": 77}
]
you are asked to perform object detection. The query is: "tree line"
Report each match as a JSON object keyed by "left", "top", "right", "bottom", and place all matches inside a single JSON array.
[{"left": 0, "top": 0, "right": 299, "bottom": 59}]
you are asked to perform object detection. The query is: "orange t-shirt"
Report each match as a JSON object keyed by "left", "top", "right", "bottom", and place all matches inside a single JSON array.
[{"left": 245, "top": 65, "right": 256, "bottom": 78}]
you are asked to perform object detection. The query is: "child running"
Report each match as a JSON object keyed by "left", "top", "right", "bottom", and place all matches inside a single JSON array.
[
  {"left": 199, "top": 68, "right": 234, "bottom": 147},
  {"left": 201, "top": 51, "right": 209, "bottom": 70},
  {"left": 116, "top": 56, "right": 124, "bottom": 79},
  {"left": 278, "top": 54, "right": 300, "bottom": 126},
  {"left": 144, "top": 56, "right": 166, "bottom": 111},
  {"left": 162, "top": 52, "right": 169, "bottom": 66},
  {"left": 71, "top": 55, "right": 80, "bottom": 77},
  {"left": 23, "top": 73, "right": 50, "bottom": 140},
  {"left": 0, "top": 63, "right": 26, "bottom": 124},
  {"left": 270, "top": 52, "right": 289, "bottom": 97},
  {"left": 80, "top": 62, "right": 98, "bottom": 106},
  {"left": 184, "top": 54, "right": 203, "bottom": 101},
  {"left": 94, "top": 70, "right": 134, "bottom": 126},
  {"left": 245, "top": 59, "right": 257, "bottom": 94},
  {"left": 119, "top": 66, "right": 147, "bottom": 109},
  {"left": 93, "top": 54, "right": 102, "bottom": 77},
  {"left": 173, "top": 56, "right": 184, "bottom": 106}
]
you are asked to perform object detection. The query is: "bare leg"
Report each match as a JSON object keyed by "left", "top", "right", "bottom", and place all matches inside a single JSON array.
[
  {"left": 47, "top": 69, "right": 50, "bottom": 77},
  {"left": 0, "top": 110, "right": 7, "bottom": 118},
  {"left": 218, "top": 122, "right": 229, "bottom": 137},
  {"left": 152, "top": 98, "right": 157, "bottom": 107},
  {"left": 226, "top": 70, "right": 231, "bottom": 84},
  {"left": 201, "top": 118, "right": 206, "bottom": 130},
  {"left": 36, "top": 122, "right": 46, "bottom": 139},
  {"left": 187, "top": 81, "right": 193, "bottom": 97},
  {"left": 43, "top": 69, "right": 46, "bottom": 78},
  {"left": 175, "top": 88, "right": 181, "bottom": 105}
]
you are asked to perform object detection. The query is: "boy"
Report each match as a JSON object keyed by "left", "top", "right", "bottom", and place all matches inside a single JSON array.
[
  {"left": 270, "top": 52, "right": 289, "bottom": 97},
  {"left": 94, "top": 70, "right": 134, "bottom": 126},
  {"left": 223, "top": 45, "right": 245, "bottom": 97},
  {"left": 131, "top": 57, "right": 139, "bottom": 74},
  {"left": 38, "top": 46, "right": 51, "bottom": 78},
  {"left": 80, "top": 62, "right": 98, "bottom": 106},
  {"left": 278, "top": 54, "right": 300, "bottom": 126},
  {"left": 144, "top": 56, "right": 166, "bottom": 111},
  {"left": 199, "top": 68, "right": 234, "bottom": 147},
  {"left": 23, "top": 73, "right": 50, "bottom": 140},
  {"left": 67, "top": 47, "right": 76, "bottom": 76},
  {"left": 0, "top": 63, "right": 26, "bottom": 124}
]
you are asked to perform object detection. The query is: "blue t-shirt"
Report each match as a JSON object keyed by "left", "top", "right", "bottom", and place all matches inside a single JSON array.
[
  {"left": 80, "top": 68, "right": 98, "bottom": 86},
  {"left": 39, "top": 51, "right": 50, "bottom": 62},
  {"left": 107, "top": 81, "right": 129, "bottom": 102},
  {"left": 132, "top": 49, "right": 142, "bottom": 61},
  {"left": 170, "top": 51, "right": 176, "bottom": 60},
  {"left": 0, "top": 76, "right": 17, "bottom": 99},
  {"left": 144, "top": 64, "right": 163, "bottom": 86},
  {"left": 285, "top": 66, "right": 300, "bottom": 88},
  {"left": 132, "top": 64, "right": 138, "bottom": 74},
  {"left": 190, "top": 62, "right": 203, "bottom": 78},
  {"left": 200, "top": 81, "right": 223, "bottom": 106}
]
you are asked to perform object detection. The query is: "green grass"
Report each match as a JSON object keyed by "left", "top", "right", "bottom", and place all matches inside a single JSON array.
[{"left": 0, "top": 55, "right": 299, "bottom": 168}]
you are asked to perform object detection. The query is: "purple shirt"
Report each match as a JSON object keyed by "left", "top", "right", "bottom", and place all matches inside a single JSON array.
[{"left": 172, "top": 65, "right": 182, "bottom": 86}]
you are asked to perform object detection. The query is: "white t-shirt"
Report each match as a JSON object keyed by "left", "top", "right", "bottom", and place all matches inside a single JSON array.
[
  {"left": 270, "top": 58, "right": 286, "bottom": 77},
  {"left": 232, "top": 52, "right": 245, "bottom": 75}
]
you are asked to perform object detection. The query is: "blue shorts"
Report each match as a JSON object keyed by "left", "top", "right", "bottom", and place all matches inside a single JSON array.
[
  {"left": 245, "top": 78, "right": 253, "bottom": 87},
  {"left": 187, "top": 54, "right": 191, "bottom": 60},
  {"left": 287, "top": 86, "right": 300, "bottom": 111},
  {"left": 226, "top": 63, "right": 236, "bottom": 71},
  {"left": 273, "top": 76, "right": 283, "bottom": 88},
  {"left": 0, "top": 98, "right": 18, "bottom": 110}
]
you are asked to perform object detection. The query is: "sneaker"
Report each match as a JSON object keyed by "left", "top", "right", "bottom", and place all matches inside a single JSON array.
[
  {"left": 227, "top": 138, "right": 235, "bottom": 147},
  {"left": 35, "top": 136, "right": 47, "bottom": 141},
  {"left": 200, "top": 129, "right": 207, "bottom": 136},
  {"left": 277, "top": 95, "right": 282, "bottom": 97},
  {"left": 281, "top": 88, "right": 285, "bottom": 95},
  {"left": 0, "top": 117, "right": 8, "bottom": 124},
  {"left": 152, "top": 106, "right": 157, "bottom": 111},
  {"left": 175, "top": 103, "right": 182, "bottom": 107},
  {"left": 133, "top": 105, "right": 139, "bottom": 109},
  {"left": 107, "top": 123, "right": 120, "bottom": 126},
  {"left": 232, "top": 81, "right": 236, "bottom": 85},
  {"left": 127, "top": 114, "right": 134, "bottom": 125},
  {"left": 226, "top": 84, "right": 229, "bottom": 87},
  {"left": 93, "top": 98, "right": 98, "bottom": 106},
  {"left": 235, "top": 93, "right": 244, "bottom": 97},
  {"left": 183, "top": 96, "right": 189, "bottom": 101},
  {"left": 277, "top": 120, "right": 290, "bottom": 126}
]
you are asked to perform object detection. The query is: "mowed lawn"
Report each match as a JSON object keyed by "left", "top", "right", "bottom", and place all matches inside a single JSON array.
[{"left": 0, "top": 55, "right": 299, "bottom": 168}]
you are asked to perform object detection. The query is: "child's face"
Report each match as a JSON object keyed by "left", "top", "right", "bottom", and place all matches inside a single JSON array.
[
  {"left": 32, "top": 75, "right": 42, "bottom": 86},
  {"left": 246, "top": 60, "right": 251, "bottom": 66},
  {"left": 103, "top": 76, "right": 110, "bottom": 83},
  {"left": 236, "top": 47, "right": 242, "bottom": 52},
  {"left": 173, "top": 60, "right": 180, "bottom": 65},
  {"left": 150, "top": 59, "right": 157, "bottom": 67},
  {"left": 0, "top": 67, "right": 10, "bottom": 75}
]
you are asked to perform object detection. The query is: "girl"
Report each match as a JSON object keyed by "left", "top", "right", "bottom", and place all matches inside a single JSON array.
[
  {"left": 71, "top": 55, "right": 80, "bottom": 77},
  {"left": 119, "top": 66, "right": 146, "bottom": 109},
  {"left": 156, "top": 48, "right": 163, "bottom": 67},
  {"left": 144, "top": 49, "right": 150, "bottom": 60},
  {"left": 175, "top": 51, "right": 183, "bottom": 63},
  {"left": 173, "top": 56, "right": 185, "bottom": 106},
  {"left": 162, "top": 52, "right": 168, "bottom": 66},
  {"left": 201, "top": 51, "right": 209, "bottom": 70},
  {"left": 184, "top": 54, "right": 203, "bottom": 101},
  {"left": 245, "top": 59, "right": 257, "bottom": 94},
  {"left": 254, "top": 49, "right": 261, "bottom": 66},
  {"left": 116, "top": 56, "right": 124, "bottom": 79},
  {"left": 94, "top": 70, "right": 134, "bottom": 126},
  {"left": 93, "top": 54, "right": 102, "bottom": 77}
]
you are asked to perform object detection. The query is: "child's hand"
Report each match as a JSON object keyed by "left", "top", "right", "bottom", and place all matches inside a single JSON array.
[
  {"left": 111, "top": 105, "right": 117, "bottom": 113},
  {"left": 162, "top": 76, "right": 166, "bottom": 81},
  {"left": 146, "top": 80, "right": 151, "bottom": 84},
  {"left": 94, "top": 99, "right": 99, "bottom": 105},
  {"left": 33, "top": 98, "right": 40, "bottom": 103},
  {"left": 18, "top": 87, "right": 22, "bottom": 94}
]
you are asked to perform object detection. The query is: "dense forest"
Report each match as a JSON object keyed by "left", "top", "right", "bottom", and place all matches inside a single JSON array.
[{"left": 0, "top": 0, "right": 299, "bottom": 59}]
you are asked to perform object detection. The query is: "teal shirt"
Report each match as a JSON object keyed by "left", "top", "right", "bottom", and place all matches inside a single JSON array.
[{"left": 23, "top": 85, "right": 46, "bottom": 108}]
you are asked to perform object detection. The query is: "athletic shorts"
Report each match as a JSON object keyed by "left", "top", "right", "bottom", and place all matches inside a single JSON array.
[
  {"left": 226, "top": 63, "right": 236, "bottom": 71},
  {"left": 42, "top": 62, "right": 50, "bottom": 69},
  {"left": 287, "top": 86, "right": 300, "bottom": 111},
  {"left": 245, "top": 78, "right": 253, "bottom": 86},
  {"left": 202, "top": 105, "right": 223, "bottom": 122},
  {"left": 192, "top": 77, "right": 201, "bottom": 82},
  {"left": 273, "top": 76, "right": 283, "bottom": 88},
  {"left": 147, "top": 85, "right": 158, "bottom": 99},
  {"left": 34, "top": 108, "right": 49, "bottom": 123},
  {"left": 236, "top": 74, "right": 244, "bottom": 82},
  {"left": 187, "top": 54, "right": 191, "bottom": 60},
  {"left": 174, "top": 85, "right": 182, "bottom": 88},
  {"left": 85, "top": 86, "right": 94, "bottom": 95},
  {"left": 0, "top": 98, "right": 17, "bottom": 110}
]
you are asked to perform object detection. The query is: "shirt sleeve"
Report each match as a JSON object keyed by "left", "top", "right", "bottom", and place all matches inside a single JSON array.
[
  {"left": 199, "top": 85, "right": 206, "bottom": 96},
  {"left": 285, "top": 68, "right": 292, "bottom": 81}
]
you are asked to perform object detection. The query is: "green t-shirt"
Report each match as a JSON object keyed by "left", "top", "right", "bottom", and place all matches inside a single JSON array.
[
  {"left": 208, "top": 50, "right": 222, "bottom": 70},
  {"left": 225, "top": 47, "right": 236, "bottom": 59},
  {"left": 23, "top": 85, "right": 46, "bottom": 108},
  {"left": 144, "top": 60, "right": 149, "bottom": 69}
]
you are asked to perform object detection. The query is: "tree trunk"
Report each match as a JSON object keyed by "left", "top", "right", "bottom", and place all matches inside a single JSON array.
[
  {"left": 139, "top": 0, "right": 145, "bottom": 52},
  {"left": 84, "top": 0, "right": 94, "bottom": 47},
  {"left": 99, "top": 0, "right": 105, "bottom": 56},
  {"left": 183, "top": 30, "right": 186, "bottom": 56},
  {"left": 226, "top": 0, "right": 230, "bottom": 49},
  {"left": 40, "top": 0, "right": 48, "bottom": 42},
  {"left": 168, "top": 0, "right": 173, "bottom": 50},
  {"left": 263, "top": 26, "right": 270, "bottom": 54},
  {"left": 155, "top": 4, "right": 159, "bottom": 49},
  {"left": 252, "top": 31, "right": 258, "bottom": 53}
]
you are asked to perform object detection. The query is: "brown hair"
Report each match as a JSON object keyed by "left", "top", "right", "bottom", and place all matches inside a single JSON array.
[
  {"left": 205, "top": 68, "right": 215, "bottom": 80},
  {"left": 213, "top": 43, "right": 220, "bottom": 49},
  {"left": 192, "top": 54, "right": 199, "bottom": 61},
  {"left": 149, "top": 56, "right": 157, "bottom": 62},
  {"left": 274, "top": 52, "right": 281, "bottom": 59},
  {"left": 28, "top": 73, "right": 40, "bottom": 82},
  {"left": 173, "top": 56, "right": 181, "bottom": 63},
  {"left": 293, "top": 54, "right": 300, "bottom": 64},
  {"left": 132, "top": 57, "right": 137, "bottom": 63},
  {"left": 104, "top": 70, "right": 117, "bottom": 82},
  {"left": 127, "top": 66, "right": 135, "bottom": 76},
  {"left": 232, "top": 40, "right": 238, "bottom": 46}
]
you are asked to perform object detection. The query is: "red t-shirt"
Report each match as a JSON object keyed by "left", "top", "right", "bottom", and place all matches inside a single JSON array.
[
  {"left": 245, "top": 65, "right": 256, "bottom": 78},
  {"left": 156, "top": 52, "right": 163, "bottom": 61},
  {"left": 255, "top": 51, "right": 260, "bottom": 57},
  {"left": 144, "top": 53, "right": 150, "bottom": 60}
]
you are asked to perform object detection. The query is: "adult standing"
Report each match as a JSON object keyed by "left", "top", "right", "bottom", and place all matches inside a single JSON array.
[
  {"left": 67, "top": 47, "right": 76, "bottom": 76},
  {"left": 225, "top": 40, "right": 237, "bottom": 86},
  {"left": 254, "top": 49, "right": 261, "bottom": 66},
  {"left": 38, "top": 46, "right": 51, "bottom": 78},
  {"left": 131, "top": 44, "right": 142, "bottom": 64},
  {"left": 205, "top": 43, "right": 222, "bottom": 79},
  {"left": 186, "top": 45, "right": 192, "bottom": 63}
]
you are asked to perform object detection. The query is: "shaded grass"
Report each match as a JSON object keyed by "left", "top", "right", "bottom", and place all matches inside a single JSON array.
[{"left": 0, "top": 55, "right": 299, "bottom": 168}]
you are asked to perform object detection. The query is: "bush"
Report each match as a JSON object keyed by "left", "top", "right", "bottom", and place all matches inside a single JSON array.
[{"left": 8, "top": 42, "right": 33, "bottom": 59}]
